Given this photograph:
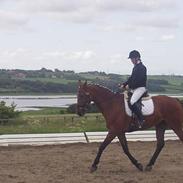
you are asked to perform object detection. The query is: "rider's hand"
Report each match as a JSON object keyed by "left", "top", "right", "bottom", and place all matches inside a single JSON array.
[
  {"left": 118, "top": 84, "right": 125, "bottom": 89},
  {"left": 125, "top": 85, "right": 129, "bottom": 90},
  {"left": 118, "top": 84, "right": 129, "bottom": 90}
]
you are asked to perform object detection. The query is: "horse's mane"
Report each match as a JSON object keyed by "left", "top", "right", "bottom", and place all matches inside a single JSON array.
[{"left": 87, "top": 84, "right": 116, "bottom": 97}]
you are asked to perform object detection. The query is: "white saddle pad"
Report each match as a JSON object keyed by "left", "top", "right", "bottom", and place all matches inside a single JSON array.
[{"left": 124, "top": 97, "right": 154, "bottom": 117}]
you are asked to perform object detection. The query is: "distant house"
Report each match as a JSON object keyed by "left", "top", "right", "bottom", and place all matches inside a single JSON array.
[
  {"left": 15, "top": 73, "right": 26, "bottom": 79},
  {"left": 51, "top": 75, "right": 57, "bottom": 78}
]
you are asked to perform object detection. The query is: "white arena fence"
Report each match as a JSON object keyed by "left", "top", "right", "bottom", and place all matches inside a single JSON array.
[{"left": 0, "top": 130, "right": 178, "bottom": 146}]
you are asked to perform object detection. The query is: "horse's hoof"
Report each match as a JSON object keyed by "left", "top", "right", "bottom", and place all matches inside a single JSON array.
[
  {"left": 145, "top": 165, "right": 152, "bottom": 171},
  {"left": 90, "top": 165, "right": 97, "bottom": 173},
  {"left": 136, "top": 163, "right": 143, "bottom": 171}
]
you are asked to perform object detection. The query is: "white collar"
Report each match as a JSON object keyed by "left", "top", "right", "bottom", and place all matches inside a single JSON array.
[{"left": 137, "top": 60, "right": 141, "bottom": 64}]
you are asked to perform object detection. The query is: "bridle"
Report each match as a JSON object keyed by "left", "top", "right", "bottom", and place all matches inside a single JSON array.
[{"left": 77, "top": 91, "right": 92, "bottom": 111}]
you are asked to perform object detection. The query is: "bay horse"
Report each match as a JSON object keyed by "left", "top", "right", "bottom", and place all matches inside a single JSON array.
[{"left": 76, "top": 81, "right": 183, "bottom": 172}]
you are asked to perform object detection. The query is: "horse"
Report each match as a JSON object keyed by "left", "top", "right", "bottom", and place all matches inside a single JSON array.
[{"left": 76, "top": 80, "right": 183, "bottom": 172}]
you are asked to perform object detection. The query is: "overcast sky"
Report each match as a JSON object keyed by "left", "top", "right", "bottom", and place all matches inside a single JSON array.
[{"left": 0, "top": 0, "right": 182, "bottom": 75}]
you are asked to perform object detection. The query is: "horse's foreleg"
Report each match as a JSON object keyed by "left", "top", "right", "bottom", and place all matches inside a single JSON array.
[
  {"left": 145, "top": 122, "right": 166, "bottom": 171},
  {"left": 118, "top": 133, "right": 143, "bottom": 171},
  {"left": 90, "top": 132, "right": 116, "bottom": 173}
]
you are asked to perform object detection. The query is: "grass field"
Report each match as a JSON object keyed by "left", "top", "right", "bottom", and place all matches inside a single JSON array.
[{"left": 0, "top": 108, "right": 106, "bottom": 134}]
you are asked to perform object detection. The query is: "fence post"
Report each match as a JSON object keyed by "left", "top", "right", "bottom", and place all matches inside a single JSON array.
[
  {"left": 71, "top": 117, "right": 74, "bottom": 123},
  {"left": 83, "top": 132, "right": 89, "bottom": 143}
]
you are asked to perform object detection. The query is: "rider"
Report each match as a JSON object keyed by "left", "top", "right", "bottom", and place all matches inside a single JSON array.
[{"left": 121, "top": 50, "right": 147, "bottom": 128}]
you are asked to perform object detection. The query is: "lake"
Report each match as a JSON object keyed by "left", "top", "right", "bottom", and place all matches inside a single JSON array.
[
  {"left": 0, "top": 95, "right": 77, "bottom": 111},
  {"left": 0, "top": 94, "right": 182, "bottom": 111}
]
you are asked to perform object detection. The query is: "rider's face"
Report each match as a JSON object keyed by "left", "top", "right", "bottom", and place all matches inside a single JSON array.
[{"left": 130, "top": 58, "right": 137, "bottom": 65}]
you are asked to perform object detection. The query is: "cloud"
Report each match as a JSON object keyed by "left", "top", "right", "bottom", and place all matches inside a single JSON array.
[
  {"left": 0, "top": 0, "right": 180, "bottom": 30},
  {"left": 160, "top": 34, "right": 175, "bottom": 41},
  {"left": 96, "top": 24, "right": 136, "bottom": 32},
  {"left": 0, "top": 48, "right": 96, "bottom": 61},
  {"left": 97, "top": 0, "right": 177, "bottom": 12},
  {"left": 18, "top": 0, "right": 178, "bottom": 13},
  {"left": 0, "top": 10, "right": 29, "bottom": 30},
  {"left": 135, "top": 36, "right": 145, "bottom": 41},
  {"left": 0, "top": 48, "right": 97, "bottom": 70},
  {"left": 19, "top": 0, "right": 84, "bottom": 13},
  {"left": 40, "top": 50, "right": 96, "bottom": 60},
  {"left": 137, "top": 16, "right": 179, "bottom": 29},
  {"left": 0, "top": 48, "right": 31, "bottom": 58},
  {"left": 97, "top": 14, "right": 180, "bottom": 34},
  {"left": 7, "top": 0, "right": 180, "bottom": 24},
  {"left": 109, "top": 54, "right": 123, "bottom": 64},
  {"left": 33, "top": 50, "right": 97, "bottom": 71}
]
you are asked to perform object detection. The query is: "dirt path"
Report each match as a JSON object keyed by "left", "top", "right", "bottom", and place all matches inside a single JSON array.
[{"left": 0, "top": 140, "right": 182, "bottom": 183}]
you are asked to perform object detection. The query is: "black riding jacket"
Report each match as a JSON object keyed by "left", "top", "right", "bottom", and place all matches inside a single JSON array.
[{"left": 123, "top": 62, "right": 147, "bottom": 90}]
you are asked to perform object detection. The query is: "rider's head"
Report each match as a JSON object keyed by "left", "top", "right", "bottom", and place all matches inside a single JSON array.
[{"left": 128, "top": 50, "right": 141, "bottom": 65}]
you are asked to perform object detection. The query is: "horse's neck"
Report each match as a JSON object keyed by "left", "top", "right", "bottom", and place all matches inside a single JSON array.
[{"left": 87, "top": 85, "right": 114, "bottom": 109}]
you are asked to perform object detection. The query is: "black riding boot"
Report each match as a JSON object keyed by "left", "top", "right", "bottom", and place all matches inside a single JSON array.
[{"left": 131, "top": 103, "right": 145, "bottom": 128}]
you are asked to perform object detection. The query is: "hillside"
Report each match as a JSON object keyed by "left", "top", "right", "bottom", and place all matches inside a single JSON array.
[{"left": 0, "top": 68, "right": 183, "bottom": 95}]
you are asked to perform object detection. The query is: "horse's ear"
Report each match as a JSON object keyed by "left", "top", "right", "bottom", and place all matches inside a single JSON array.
[{"left": 78, "top": 80, "right": 82, "bottom": 86}]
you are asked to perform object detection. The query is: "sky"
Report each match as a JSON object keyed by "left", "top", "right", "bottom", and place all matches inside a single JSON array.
[{"left": 0, "top": 0, "right": 182, "bottom": 75}]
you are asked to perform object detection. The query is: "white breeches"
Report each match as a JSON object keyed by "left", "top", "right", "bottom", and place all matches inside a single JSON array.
[{"left": 130, "top": 87, "right": 146, "bottom": 105}]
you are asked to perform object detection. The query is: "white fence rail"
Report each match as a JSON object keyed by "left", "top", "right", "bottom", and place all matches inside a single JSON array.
[{"left": 0, "top": 130, "right": 178, "bottom": 146}]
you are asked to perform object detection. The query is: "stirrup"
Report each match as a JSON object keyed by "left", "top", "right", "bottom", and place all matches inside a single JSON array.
[{"left": 138, "top": 120, "right": 145, "bottom": 129}]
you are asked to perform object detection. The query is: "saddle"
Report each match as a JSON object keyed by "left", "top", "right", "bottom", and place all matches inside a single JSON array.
[
  {"left": 125, "top": 91, "right": 150, "bottom": 102},
  {"left": 124, "top": 90, "right": 154, "bottom": 117},
  {"left": 126, "top": 91, "right": 150, "bottom": 111}
]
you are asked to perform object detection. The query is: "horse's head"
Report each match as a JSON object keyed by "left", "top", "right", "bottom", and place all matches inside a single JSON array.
[{"left": 77, "top": 80, "right": 92, "bottom": 116}]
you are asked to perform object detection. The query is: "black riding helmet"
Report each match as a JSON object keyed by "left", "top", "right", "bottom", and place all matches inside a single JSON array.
[{"left": 128, "top": 50, "right": 141, "bottom": 59}]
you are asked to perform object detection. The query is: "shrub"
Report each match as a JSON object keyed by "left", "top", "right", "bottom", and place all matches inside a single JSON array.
[
  {"left": 67, "top": 103, "right": 99, "bottom": 114},
  {"left": 0, "top": 101, "right": 20, "bottom": 122},
  {"left": 67, "top": 104, "right": 77, "bottom": 113}
]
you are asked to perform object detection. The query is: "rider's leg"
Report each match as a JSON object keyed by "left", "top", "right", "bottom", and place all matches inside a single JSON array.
[
  {"left": 130, "top": 103, "right": 145, "bottom": 128},
  {"left": 130, "top": 87, "right": 146, "bottom": 128}
]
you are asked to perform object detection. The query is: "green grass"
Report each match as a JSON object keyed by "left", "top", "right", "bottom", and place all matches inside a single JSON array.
[
  {"left": 0, "top": 112, "right": 106, "bottom": 134},
  {"left": 22, "top": 107, "right": 67, "bottom": 116}
]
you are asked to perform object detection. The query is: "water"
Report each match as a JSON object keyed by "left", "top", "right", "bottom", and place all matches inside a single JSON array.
[
  {"left": 0, "top": 94, "right": 182, "bottom": 111},
  {"left": 0, "top": 95, "right": 77, "bottom": 111}
]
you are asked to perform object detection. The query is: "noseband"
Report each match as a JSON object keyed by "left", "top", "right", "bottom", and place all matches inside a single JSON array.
[{"left": 77, "top": 92, "right": 92, "bottom": 111}]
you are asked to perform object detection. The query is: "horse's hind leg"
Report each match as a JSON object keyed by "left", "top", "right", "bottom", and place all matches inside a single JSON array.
[
  {"left": 172, "top": 127, "right": 183, "bottom": 142},
  {"left": 166, "top": 115, "right": 183, "bottom": 142},
  {"left": 118, "top": 133, "right": 143, "bottom": 171},
  {"left": 145, "top": 122, "right": 166, "bottom": 171}
]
